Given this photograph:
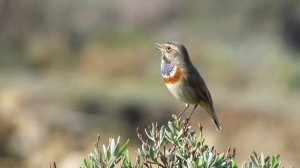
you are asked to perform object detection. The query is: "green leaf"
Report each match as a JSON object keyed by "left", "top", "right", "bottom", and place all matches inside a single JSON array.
[
  {"left": 168, "top": 121, "right": 175, "bottom": 133},
  {"left": 250, "top": 155, "right": 259, "bottom": 168},
  {"left": 118, "top": 139, "right": 130, "bottom": 158},
  {"left": 260, "top": 152, "right": 265, "bottom": 168},
  {"left": 83, "top": 158, "right": 89, "bottom": 168},
  {"left": 110, "top": 138, "right": 116, "bottom": 156},
  {"left": 270, "top": 154, "right": 280, "bottom": 168},
  {"left": 217, "top": 153, "right": 225, "bottom": 164},
  {"left": 231, "top": 159, "right": 237, "bottom": 168},
  {"left": 145, "top": 128, "right": 155, "bottom": 142}
]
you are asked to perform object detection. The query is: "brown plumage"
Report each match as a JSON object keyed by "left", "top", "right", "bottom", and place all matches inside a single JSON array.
[{"left": 156, "top": 42, "right": 221, "bottom": 131}]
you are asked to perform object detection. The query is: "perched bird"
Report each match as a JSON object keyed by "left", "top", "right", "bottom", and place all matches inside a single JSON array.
[{"left": 156, "top": 42, "right": 221, "bottom": 131}]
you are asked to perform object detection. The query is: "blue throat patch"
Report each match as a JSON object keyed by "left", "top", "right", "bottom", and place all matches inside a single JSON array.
[{"left": 161, "top": 60, "right": 175, "bottom": 76}]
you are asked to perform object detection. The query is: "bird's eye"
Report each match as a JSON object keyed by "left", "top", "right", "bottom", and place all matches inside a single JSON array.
[{"left": 166, "top": 46, "right": 171, "bottom": 51}]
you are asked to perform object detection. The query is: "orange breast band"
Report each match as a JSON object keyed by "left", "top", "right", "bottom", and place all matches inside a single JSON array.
[{"left": 164, "top": 67, "right": 182, "bottom": 84}]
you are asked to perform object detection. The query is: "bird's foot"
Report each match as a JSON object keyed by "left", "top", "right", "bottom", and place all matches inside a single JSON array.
[{"left": 183, "top": 117, "right": 191, "bottom": 125}]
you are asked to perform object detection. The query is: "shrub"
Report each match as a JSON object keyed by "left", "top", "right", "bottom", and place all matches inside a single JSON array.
[{"left": 81, "top": 115, "right": 282, "bottom": 168}]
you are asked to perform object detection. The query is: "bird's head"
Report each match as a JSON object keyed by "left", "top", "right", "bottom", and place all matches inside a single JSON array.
[{"left": 156, "top": 42, "right": 190, "bottom": 64}]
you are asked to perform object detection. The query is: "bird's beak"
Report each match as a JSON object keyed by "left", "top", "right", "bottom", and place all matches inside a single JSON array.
[{"left": 155, "top": 42, "right": 164, "bottom": 51}]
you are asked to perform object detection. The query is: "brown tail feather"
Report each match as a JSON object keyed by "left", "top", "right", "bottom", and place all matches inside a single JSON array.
[
  {"left": 201, "top": 102, "right": 221, "bottom": 131},
  {"left": 212, "top": 111, "right": 221, "bottom": 132}
]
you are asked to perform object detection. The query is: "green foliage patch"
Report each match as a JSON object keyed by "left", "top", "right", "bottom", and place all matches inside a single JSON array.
[{"left": 82, "top": 115, "right": 281, "bottom": 168}]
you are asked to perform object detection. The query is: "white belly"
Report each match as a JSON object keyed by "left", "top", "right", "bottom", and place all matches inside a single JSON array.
[
  {"left": 166, "top": 82, "right": 182, "bottom": 99},
  {"left": 165, "top": 82, "right": 199, "bottom": 104}
]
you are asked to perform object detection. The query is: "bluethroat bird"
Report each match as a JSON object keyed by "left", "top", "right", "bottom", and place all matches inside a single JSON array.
[{"left": 156, "top": 42, "right": 221, "bottom": 131}]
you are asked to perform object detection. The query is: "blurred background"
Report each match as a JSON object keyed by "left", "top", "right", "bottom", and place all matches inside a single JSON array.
[{"left": 0, "top": 0, "right": 300, "bottom": 167}]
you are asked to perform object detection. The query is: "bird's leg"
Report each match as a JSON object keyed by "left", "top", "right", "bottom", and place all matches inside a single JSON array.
[
  {"left": 179, "top": 104, "right": 189, "bottom": 118},
  {"left": 187, "top": 105, "right": 198, "bottom": 122}
]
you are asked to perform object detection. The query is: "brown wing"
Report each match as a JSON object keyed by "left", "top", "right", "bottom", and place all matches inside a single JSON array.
[
  {"left": 185, "top": 66, "right": 221, "bottom": 131},
  {"left": 185, "top": 66, "right": 214, "bottom": 111}
]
